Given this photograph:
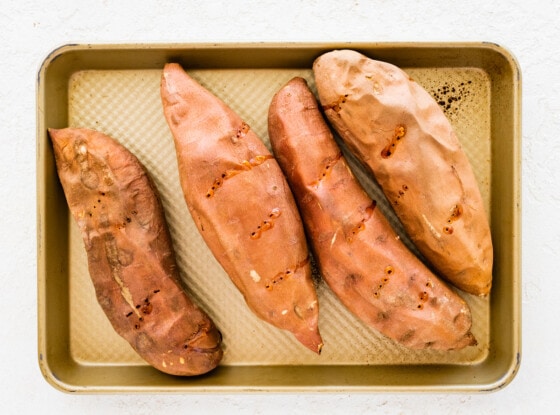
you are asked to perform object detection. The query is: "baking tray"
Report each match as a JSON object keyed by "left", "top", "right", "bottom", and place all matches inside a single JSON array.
[{"left": 37, "top": 42, "right": 521, "bottom": 393}]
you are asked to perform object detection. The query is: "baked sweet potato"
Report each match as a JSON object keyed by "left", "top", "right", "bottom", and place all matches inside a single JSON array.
[
  {"left": 49, "top": 127, "right": 223, "bottom": 376},
  {"left": 160, "top": 63, "right": 323, "bottom": 353},
  {"left": 268, "top": 77, "right": 476, "bottom": 350},
  {"left": 313, "top": 49, "right": 493, "bottom": 296}
]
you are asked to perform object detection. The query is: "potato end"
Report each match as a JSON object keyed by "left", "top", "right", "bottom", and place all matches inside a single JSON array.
[{"left": 294, "top": 330, "right": 324, "bottom": 355}]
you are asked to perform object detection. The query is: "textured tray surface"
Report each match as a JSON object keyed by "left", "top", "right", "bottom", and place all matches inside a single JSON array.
[{"left": 67, "top": 66, "right": 490, "bottom": 367}]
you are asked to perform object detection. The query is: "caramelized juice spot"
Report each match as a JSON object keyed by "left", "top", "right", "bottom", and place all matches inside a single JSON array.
[
  {"left": 381, "top": 125, "right": 406, "bottom": 159},
  {"left": 264, "top": 255, "right": 310, "bottom": 291},
  {"left": 206, "top": 154, "right": 273, "bottom": 198},
  {"left": 250, "top": 208, "right": 282, "bottom": 239},
  {"left": 311, "top": 153, "right": 342, "bottom": 187},
  {"left": 347, "top": 201, "right": 377, "bottom": 243},
  {"left": 322, "top": 94, "right": 348, "bottom": 113},
  {"left": 448, "top": 204, "right": 463, "bottom": 222}
]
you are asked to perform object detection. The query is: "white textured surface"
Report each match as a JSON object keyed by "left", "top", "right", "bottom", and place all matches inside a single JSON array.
[{"left": 1, "top": 0, "right": 557, "bottom": 413}]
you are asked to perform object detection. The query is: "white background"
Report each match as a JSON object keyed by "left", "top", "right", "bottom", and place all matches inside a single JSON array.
[{"left": 1, "top": 0, "right": 557, "bottom": 413}]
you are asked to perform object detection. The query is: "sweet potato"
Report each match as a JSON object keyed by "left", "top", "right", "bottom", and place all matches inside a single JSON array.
[
  {"left": 268, "top": 77, "right": 476, "bottom": 350},
  {"left": 160, "top": 63, "right": 322, "bottom": 353},
  {"left": 48, "top": 127, "right": 223, "bottom": 376},
  {"left": 313, "top": 49, "right": 493, "bottom": 296}
]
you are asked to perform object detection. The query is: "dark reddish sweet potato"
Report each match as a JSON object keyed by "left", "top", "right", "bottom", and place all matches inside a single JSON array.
[
  {"left": 268, "top": 77, "right": 476, "bottom": 350},
  {"left": 313, "top": 50, "right": 493, "bottom": 296},
  {"left": 160, "top": 63, "right": 322, "bottom": 353},
  {"left": 49, "top": 127, "right": 223, "bottom": 375}
]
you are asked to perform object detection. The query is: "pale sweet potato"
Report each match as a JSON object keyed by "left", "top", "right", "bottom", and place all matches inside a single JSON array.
[
  {"left": 313, "top": 50, "right": 493, "bottom": 296},
  {"left": 160, "top": 63, "right": 323, "bottom": 353},
  {"left": 268, "top": 77, "right": 476, "bottom": 350},
  {"left": 48, "top": 127, "right": 223, "bottom": 376}
]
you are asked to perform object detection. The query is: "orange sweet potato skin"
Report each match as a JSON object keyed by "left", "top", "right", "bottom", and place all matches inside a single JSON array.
[
  {"left": 49, "top": 127, "right": 223, "bottom": 376},
  {"left": 160, "top": 63, "right": 322, "bottom": 353},
  {"left": 268, "top": 77, "right": 476, "bottom": 350},
  {"left": 313, "top": 50, "right": 493, "bottom": 296}
]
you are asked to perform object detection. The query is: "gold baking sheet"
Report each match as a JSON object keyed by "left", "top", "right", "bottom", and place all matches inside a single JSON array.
[{"left": 37, "top": 43, "right": 521, "bottom": 393}]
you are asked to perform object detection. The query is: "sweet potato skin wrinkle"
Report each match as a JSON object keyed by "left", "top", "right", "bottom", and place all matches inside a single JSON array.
[
  {"left": 268, "top": 77, "right": 476, "bottom": 350},
  {"left": 313, "top": 50, "right": 493, "bottom": 296},
  {"left": 160, "top": 63, "right": 322, "bottom": 353},
  {"left": 48, "top": 127, "right": 223, "bottom": 376}
]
